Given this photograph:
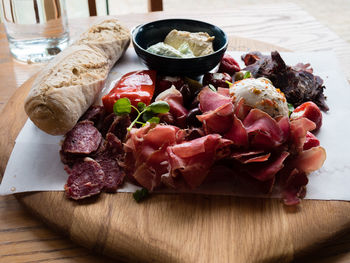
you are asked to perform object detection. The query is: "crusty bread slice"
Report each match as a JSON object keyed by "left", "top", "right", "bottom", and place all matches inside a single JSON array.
[
  {"left": 75, "top": 19, "right": 131, "bottom": 68},
  {"left": 24, "top": 19, "right": 130, "bottom": 135}
]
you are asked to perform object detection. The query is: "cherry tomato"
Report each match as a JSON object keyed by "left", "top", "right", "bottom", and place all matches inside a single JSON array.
[
  {"left": 290, "top": 101, "right": 322, "bottom": 131},
  {"left": 102, "top": 70, "right": 156, "bottom": 113}
]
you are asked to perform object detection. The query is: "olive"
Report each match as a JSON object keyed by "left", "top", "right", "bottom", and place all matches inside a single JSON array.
[
  {"left": 202, "top": 72, "right": 232, "bottom": 88},
  {"left": 234, "top": 71, "right": 245, "bottom": 81},
  {"left": 178, "top": 84, "right": 192, "bottom": 107},
  {"left": 156, "top": 75, "right": 184, "bottom": 95},
  {"left": 186, "top": 108, "right": 202, "bottom": 127}
]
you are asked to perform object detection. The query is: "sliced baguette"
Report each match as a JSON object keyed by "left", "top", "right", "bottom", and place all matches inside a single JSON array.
[{"left": 24, "top": 19, "right": 130, "bottom": 135}]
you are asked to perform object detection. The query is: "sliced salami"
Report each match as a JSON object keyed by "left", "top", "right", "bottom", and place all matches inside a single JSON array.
[
  {"left": 107, "top": 115, "right": 131, "bottom": 141},
  {"left": 62, "top": 120, "right": 102, "bottom": 155},
  {"left": 96, "top": 133, "right": 125, "bottom": 192},
  {"left": 79, "top": 105, "right": 105, "bottom": 129},
  {"left": 64, "top": 157, "right": 105, "bottom": 200}
]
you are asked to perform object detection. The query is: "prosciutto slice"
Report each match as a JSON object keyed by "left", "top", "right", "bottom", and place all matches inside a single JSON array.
[
  {"left": 124, "top": 124, "right": 184, "bottom": 190},
  {"left": 282, "top": 168, "right": 308, "bottom": 206},
  {"left": 224, "top": 115, "right": 248, "bottom": 146},
  {"left": 243, "top": 109, "right": 288, "bottom": 149},
  {"left": 290, "top": 146, "right": 326, "bottom": 174},
  {"left": 289, "top": 117, "right": 316, "bottom": 152},
  {"left": 156, "top": 86, "right": 188, "bottom": 128},
  {"left": 198, "top": 87, "right": 232, "bottom": 112},
  {"left": 244, "top": 151, "right": 290, "bottom": 181},
  {"left": 197, "top": 103, "right": 234, "bottom": 134},
  {"left": 167, "top": 134, "right": 232, "bottom": 188}
]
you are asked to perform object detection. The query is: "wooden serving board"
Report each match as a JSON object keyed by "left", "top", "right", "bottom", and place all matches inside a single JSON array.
[{"left": 1, "top": 37, "right": 350, "bottom": 263}]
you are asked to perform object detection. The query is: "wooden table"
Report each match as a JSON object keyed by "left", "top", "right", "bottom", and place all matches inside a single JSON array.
[{"left": 1, "top": 3, "right": 350, "bottom": 263}]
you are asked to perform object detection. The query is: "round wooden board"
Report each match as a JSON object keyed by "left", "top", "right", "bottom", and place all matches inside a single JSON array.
[{"left": 1, "top": 37, "right": 350, "bottom": 263}]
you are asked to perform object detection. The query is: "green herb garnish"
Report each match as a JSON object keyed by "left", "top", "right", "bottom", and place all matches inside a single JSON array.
[
  {"left": 243, "top": 71, "right": 252, "bottom": 79},
  {"left": 287, "top": 103, "right": 294, "bottom": 117},
  {"left": 208, "top": 84, "right": 217, "bottom": 92},
  {"left": 113, "top": 99, "right": 170, "bottom": 131},
  {"left": 225, "top": 80, "right": 233, "bottom": 87},
  {"left": 148, "top": 101, "right": 170, "bottom": 114},
  {"left": 133, "top": 188, "right": 149, "bottom": 202},
  {"left": 113, "top": 97, "right": 132, "bottom": 115}
]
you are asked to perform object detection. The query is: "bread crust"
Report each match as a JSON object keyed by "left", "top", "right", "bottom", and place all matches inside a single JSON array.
[{"left": 24, "top": 19, "right": 130, "bottom": 135}]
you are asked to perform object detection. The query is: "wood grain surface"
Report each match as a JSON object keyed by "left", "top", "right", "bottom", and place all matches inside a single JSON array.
[
  {"left": 1, "top": 37, "right": 350, "bottom": 263},
  {"left": 1, "top": 4, "right": 350, "bottom": 262}
]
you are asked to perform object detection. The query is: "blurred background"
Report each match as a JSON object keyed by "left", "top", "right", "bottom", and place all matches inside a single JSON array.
[
  {"left": 77, "top": 0, "right": 350, "bottom": 43},
  {"left": 1, "top": 0, "right": 349, "bottom": 42}
]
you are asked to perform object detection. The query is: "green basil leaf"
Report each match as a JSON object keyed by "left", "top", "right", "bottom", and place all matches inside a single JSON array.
[
  {"left": 147, "top": 117, "right": 160, "bottom": 124},
  {"left": 133, "top": 188, "right": 149, "bottom": 203},
  {"left": 288, "top": 103, "right": 294, "bottom": 116},
  {"left": 142, "top": 110, "right": 154, "bottom": 122},
  {"left": 208, "top": 84, "right": 216, "bottom": 92},
  {"left": 137, "top": 102, "right": 146, "bottom": 112},
  {"left": 149, "top": 101, "right": 170, "bottom": 114},
  {"left": 243, "top": 71, "right": 252, "bottom": 79},
  {"left": 113, "top": 97, "right": 131, "bottom": 115}
]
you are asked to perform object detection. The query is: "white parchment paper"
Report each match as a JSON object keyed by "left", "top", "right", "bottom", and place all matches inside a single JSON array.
[{"left": 1, "top": 49, "right": 350, "bottom": 201}]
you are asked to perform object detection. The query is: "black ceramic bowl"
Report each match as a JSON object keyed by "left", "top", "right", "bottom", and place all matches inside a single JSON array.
[{"left": 132, "top": 19, "right": 228, "bottom": 76}]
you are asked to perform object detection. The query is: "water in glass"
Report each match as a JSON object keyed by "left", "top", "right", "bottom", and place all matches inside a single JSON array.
[{"left": 0, "top": 0, "right": 69, "bottom": 63}]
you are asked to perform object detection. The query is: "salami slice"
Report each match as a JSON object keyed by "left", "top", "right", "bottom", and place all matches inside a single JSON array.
[
  {"left": 96, "top": 133, "right": 125, "bottom": 192},
  {"left": 79, "top": 105, "right": 105, "bottom": 129},
  {"left": 62, "top": 120, "right": 102, "bottom": 155},
  {"left": 107, "top": 115, "right": 131, "bottom": 141},
  {"left": 64, "top": 157, "right": 105, "bottom": 200}
]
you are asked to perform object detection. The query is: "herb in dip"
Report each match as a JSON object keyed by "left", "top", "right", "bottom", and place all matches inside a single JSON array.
[{"left": 146, "top": 29, "right": 215, "bottom": 58}]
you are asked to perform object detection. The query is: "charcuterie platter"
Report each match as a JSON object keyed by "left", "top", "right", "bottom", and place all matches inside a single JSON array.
[{"left": 1, "top": 18, "right": 350, "bottom": 263}]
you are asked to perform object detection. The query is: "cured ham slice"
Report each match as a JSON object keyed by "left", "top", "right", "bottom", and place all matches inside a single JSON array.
[
  {"left": 224, "top": 115, "right": 248, "bottom": 146},
  {"left": 303, "top": 131, "right": 320, "bottom": 150},
  {"left": 167, "top": 134, "right": 232, "bottom": 188},
  {"left": 124, "top": 124, "right": 184, "bottom": 190},
  {"left": 282, "top": 169, "right": 308, "bottom": 206},
  {"left": 243, "top": 109, "right": 287, "bottom": 149},
  {"left": 244, "top": 151, "right": 290, "bottom": 181},
  {"left": 197, "top": 103, "right": 234, "bottom": 134},
  {"left": 290, "top": 146, "right": 326, "bottom": 174},
  {"left": 217, "top": 87, "right": 230, "bottom": 97},
  {"left": 198, "top": 87, "right": 232, "bottom": 112},
  {"left": 156, "top": 86, "right": 188, "bottom": 128},
  {"left": 290, "top": 117, "right": 316, "bottom": 152},
  {"left": 234, "top": 98, "right": 251, "bottom": 121}
]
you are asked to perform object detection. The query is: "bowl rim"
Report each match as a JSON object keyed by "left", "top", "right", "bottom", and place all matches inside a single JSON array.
[{"left": 131, "top": 18, "right": 228, "bottom": 60}]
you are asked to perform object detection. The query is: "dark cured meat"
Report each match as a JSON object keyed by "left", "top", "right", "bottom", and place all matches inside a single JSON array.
[
  {"left": 107, "top": 115, "right": 131, "bottom": 142},
  {"left": 79, "top": 105, "right": 105, "bottom": 129},
  {"left": 96, "top": 133, "right": 125, "bottom": 192},
  {"left": 242, "top": 51, "right": 329, "bottom": 111},
  {"left": 62, "top": 121, "right": 102, "bottom": 155},
  {"left": 166, "top": 134, "right": 233, "bottom": 188},
  {"left": 62, "top": 111, "right": 128, "bottom": 199},
  {"left": 64, "top": 157, "right": 105, "bottom": 200}
]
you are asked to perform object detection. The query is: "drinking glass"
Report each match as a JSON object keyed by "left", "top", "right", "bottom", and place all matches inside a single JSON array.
[{"left": 0, "top": 0, "right": 69, "bottom": 63}]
